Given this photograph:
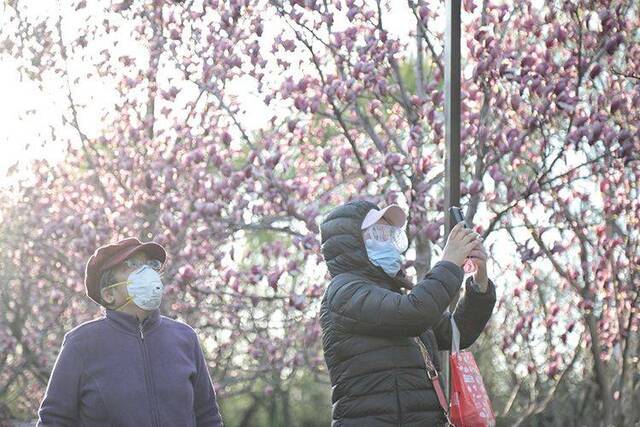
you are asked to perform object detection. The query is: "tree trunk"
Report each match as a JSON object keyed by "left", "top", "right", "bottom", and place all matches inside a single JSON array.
[
  {"left": 414, "top": 233, "right": 432, "bottom": 281},
  {"left": 282, "top": 388, "right": 291, "bottom": 427},
  {"left": 239, "top": 394, "right": 261, "bottom": 426},
  {"left": 585, "top": 313, "right": 614, "bottom": 426},
  {"left": 618, "top": 321, "right": 639, "bottom": 426}
]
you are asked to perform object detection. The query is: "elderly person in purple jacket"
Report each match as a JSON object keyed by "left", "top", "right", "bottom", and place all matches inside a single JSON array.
[{"left": 37, "top": 237, "right": 224, "bottom": 427}]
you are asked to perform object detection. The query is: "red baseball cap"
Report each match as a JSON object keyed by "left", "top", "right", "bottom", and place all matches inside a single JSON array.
[{"left": 84, "top": 237, "right": 167, "bottom": 305}]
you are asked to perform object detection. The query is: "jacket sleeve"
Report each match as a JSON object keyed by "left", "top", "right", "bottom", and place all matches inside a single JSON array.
[
  {"left": 432, "top": 276, "right": 496, "bottom": 351},
  {"left": 37, "top": 335, "right": 82, "bottom": 426},
  {"left": 192, "top": 333, "right": 224, "bottom": 427},
  {"left": 328, "top": 260, "right": 465, "bottom": 337}
]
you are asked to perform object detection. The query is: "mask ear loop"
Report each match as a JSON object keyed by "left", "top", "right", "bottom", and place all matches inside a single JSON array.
[
  {"left": 113, "top": 296, "right": 133, "bottom": 311},
  {"left": 102, "top": 280, "right": 133, "bottom": 311},
  {"left": 102, "top": 279, "right": 130, "bottom": 291}
]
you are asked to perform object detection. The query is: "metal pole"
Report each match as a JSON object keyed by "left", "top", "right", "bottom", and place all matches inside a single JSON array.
[{"left": 442, "top": 0, "right": 461, "bottom": 400}]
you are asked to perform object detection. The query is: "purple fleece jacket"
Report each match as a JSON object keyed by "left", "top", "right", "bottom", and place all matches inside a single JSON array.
[{"left": 37, "top": 309, "right": 223, "bottom": 427}]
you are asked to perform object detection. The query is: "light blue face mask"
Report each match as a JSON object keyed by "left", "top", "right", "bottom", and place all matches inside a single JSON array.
[{"left": 365, "top": 239, "right": 402, "bottom": 277}]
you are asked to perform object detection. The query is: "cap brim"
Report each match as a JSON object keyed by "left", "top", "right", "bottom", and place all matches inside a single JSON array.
[
  {"left": 361, "top": 205, "right": 407, "bottom": 229},
  {"left": 101, "top": 242, "right": 167, "bottom": 272}
]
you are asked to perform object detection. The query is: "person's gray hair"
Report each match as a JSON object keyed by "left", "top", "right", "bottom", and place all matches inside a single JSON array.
[{"left": 98, "top": 268, "right": 116, "bottom": 307}]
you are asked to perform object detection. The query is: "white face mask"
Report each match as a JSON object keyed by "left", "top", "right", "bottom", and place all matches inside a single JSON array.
[{"left": 105, "top": 265, "right": 164, "bottom": 311}]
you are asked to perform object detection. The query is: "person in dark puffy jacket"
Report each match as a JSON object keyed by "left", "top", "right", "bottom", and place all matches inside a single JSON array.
[{"left": 320, "top": 200, "right": 496, "bottom": 426}]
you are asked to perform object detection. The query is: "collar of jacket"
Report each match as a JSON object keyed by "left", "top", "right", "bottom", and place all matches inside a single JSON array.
[
  {"left": 105, "top": 308, "right": 161, "bottom": 335},
  {"left": 358, "top": 265, "right": 414, "bottom": 292}
]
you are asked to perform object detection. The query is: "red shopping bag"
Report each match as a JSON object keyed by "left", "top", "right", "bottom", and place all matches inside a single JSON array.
[{"left": 449, "top": 318, "right": 496, "bottom": 427}]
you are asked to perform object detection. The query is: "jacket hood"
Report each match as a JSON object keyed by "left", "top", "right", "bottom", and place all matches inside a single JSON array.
[
  {"left": 320, "top": 200, "right": 376, "bottom": 278},
  {"left": 320, "top": 200, "right": 412, "bottom": 288}
]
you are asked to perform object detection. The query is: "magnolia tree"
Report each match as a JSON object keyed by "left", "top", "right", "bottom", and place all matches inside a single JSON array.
[{"left": 0, "top": 0, "right": 638, "bottom": 425}]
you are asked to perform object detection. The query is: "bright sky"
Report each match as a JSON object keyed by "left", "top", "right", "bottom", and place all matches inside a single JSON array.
[
  {"left": 0, "top": 0, "right": 117, "bottom": 188},
  {"left": 0, "top": 58, "right": 65, "bottom": 183}
]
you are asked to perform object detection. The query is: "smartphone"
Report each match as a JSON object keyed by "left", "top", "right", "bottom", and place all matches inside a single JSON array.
[
  {"left": 448, "top": 206, "right": 477, "bottom": 273},
  {"left": 448, "top": 206, "right": 469, "bottom": 229}
]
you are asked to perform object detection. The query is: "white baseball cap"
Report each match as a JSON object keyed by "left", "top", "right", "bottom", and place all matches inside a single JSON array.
[{"left": 361, "top": 204, "right": 407, "bottom": 230}]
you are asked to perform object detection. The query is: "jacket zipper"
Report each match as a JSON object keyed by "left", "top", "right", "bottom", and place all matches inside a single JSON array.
[
  {"left": 139, "top": 320, "right": 160, "bottom": 427},
  {"left": 394, "top": 376, "right": 402, "bottom": 425}
]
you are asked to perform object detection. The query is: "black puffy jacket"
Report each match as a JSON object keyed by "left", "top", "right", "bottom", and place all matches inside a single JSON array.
[{"left": 320, "top": 200, "right": 496, "bottom": 426}]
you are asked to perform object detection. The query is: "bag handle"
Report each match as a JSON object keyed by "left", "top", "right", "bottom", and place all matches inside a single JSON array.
[
  {"left": 451, "top": 315, "right": 461, "bottom": 353},
  {"left": 416, "top": 337, "right": 456, "bottom": 427}
]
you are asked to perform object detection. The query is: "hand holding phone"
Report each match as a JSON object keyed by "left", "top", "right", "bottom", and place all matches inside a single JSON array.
[{"left": 445, "top": 207, "right": 481, "bottom": 273}]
